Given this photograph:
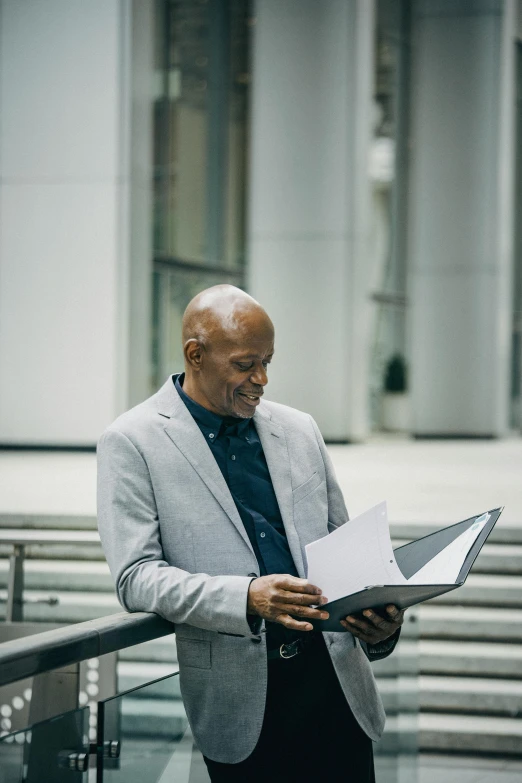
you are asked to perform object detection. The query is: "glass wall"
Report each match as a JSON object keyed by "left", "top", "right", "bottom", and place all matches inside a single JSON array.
[
  {"left": 369, "top": 0, "right": 411, "bottom": 430},
  {"left": 512, "top": 42, "right": 522, "bottom": 431},
  {"left": 152, "top": 0, "right": 252, "bottom": 389}
]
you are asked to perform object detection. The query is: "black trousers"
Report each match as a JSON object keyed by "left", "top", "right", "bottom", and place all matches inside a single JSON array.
[{"left": 204, "top": 635, "right": 376, "bottom": 783}]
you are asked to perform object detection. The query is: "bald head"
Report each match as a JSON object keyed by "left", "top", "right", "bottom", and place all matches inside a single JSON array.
[
  {"left": 180, "top": 285, "right": 274, "bottom": 419},
  {"left": 182, "top": 285, "right": 271, "bottom": 346}
]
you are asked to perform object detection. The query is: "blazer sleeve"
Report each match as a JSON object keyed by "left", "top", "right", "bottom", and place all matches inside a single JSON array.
[
  {"left": 97, "top": 427, "right": 257, "bottom": 637},
  {"left": 309, "top": 415, "right": 399, "bottom": 661}
]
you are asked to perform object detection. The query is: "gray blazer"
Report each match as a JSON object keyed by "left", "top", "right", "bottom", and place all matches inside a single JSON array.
[{"left": 97, "top": 375, "right": 386, "bottom": 764}]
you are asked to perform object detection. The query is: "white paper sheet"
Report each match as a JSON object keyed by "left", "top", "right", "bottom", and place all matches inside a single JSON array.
[
  {"left": 305, "top": 502, "right": 408, "bottom": 602},
  {"left": 407, "top": 513, "right": 490, "bottom": 585}
]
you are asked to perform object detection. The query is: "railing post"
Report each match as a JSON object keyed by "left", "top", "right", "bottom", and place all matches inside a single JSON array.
[{"left": 6, "top": 544, "right": 25, "bottom": 622}]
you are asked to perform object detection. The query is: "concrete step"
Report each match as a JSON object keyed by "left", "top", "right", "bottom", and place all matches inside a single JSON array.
[
  {"left": 418, "top": 639, "right": 522, "bottom": 679},
  {"left": 419, "top": 675, "right": 522, "bottom": 717},
  {"left": 0, "top": 559, "right": 113, "bottom": 592},
  {"left": 377, "top": 676, "right": 522, "bottom": 717},
  {"left": 374, "top": 639, "right": 522, "bottom": 679},
  {"left": 0, "top": 514, "right": 97, "bottom": 531},
  {"left": 419, "top": 605, "right": 522, "bottom": 643},
  {"left": 417, "top": 713, "right": 522, "bottom": 755},
  {"left": 426, "top": 574, "right": 522, "bottom": 608}
]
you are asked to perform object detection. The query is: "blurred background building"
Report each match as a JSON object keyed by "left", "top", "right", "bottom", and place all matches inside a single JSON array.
[{"left": 0, "top": 0, "right": 521, "bottom": 447}]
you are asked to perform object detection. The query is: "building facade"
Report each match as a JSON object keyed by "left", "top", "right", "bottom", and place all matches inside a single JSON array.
[{"left": 0, "top": 0, "right": 521, "bottom": 446}]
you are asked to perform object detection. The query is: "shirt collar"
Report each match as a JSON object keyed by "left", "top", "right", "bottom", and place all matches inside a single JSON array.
[{"left": 174, "top": 373, "right": 251, "bottom": 438}]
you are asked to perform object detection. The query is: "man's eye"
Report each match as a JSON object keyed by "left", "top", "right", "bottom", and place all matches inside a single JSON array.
[{"left": 237, "top": 363, "right": 253, "bottom": 371}]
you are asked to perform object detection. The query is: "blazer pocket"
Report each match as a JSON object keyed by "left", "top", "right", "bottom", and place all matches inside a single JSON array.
[
  {"left": 292, "top": 472, "right": 323, "bottom": 505},
  {"left": 175, "top": 638, "right": 212, "bottom": 670}
]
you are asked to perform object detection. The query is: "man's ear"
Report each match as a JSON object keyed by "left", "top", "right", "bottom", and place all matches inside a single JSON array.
[{"left": 184, "top": 339, "right": 203, "bottom": 370}]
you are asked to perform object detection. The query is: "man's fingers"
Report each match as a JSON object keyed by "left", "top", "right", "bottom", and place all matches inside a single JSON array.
[
  {"left": 276, "top": 613, "right": 313, "bottom": 632},
  {"left": 276, "top": 576, "right": 323, "bottom": 595},
  {"left": 277, "top": 603, "right": 329, "bottom": 621},
  {"left": 361, "top": 609, "right": 395, "bottom": 633},
  {"left": 386, "top": 605, "right": 405, "bottom": 624},
  {"left": 342, "top": 615, "right": 375, "bottom": 636},
  {"left": 274, "top": 589, "right": 328, "bottom": 607}
]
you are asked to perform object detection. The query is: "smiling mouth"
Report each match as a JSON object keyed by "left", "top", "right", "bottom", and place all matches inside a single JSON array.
[{"left": 237, "top": 392, "right": 262, "bottom": 402}]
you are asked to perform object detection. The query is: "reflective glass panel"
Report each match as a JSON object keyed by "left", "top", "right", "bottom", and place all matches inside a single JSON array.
[
  {"left": 153, "top": 0, "right": 252, "bottom": 268},
  {"left": 369, "top": 0, "right": 411, "bottom": 430},
  {"left": 373, "top": 609, "right": 419, "bottom": 783},
  {"left": 98, "top": 671, "right": 206, "bottom": 782},
  {"left": 0, "top": 707, "right": 89, "bottom": 783}
]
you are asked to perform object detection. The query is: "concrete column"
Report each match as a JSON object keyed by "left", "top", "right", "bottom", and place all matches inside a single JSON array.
[
  {"left": 247, "top": 0, "right": 375, "bottom": 441},
  {"left": 408, "top": 0, "right": 516, "bottom": 436},
  {"left": 0, "top": 0, "right": 154, "bottom": 446}
]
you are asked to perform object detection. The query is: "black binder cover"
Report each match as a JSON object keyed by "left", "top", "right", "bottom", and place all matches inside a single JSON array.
[{"left": 312, "top": 507, "right": 502, "bottom": 632}]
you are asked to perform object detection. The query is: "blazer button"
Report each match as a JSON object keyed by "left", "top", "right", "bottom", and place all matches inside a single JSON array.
[
  {"left": 248, "top": 572, "right": 258, "bottom": 578},
  {"left": 251, "top": 636, "right": 262, "bottom": 644}
]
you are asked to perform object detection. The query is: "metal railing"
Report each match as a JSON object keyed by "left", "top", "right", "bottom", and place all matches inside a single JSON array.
[
  {"left": 0, "top": 611, "right": 178, "bottom": 779},
  {"left": 0, "top": 530, "right": 101, "bottom": 622},
  {"left": 0, "top": 611, "right": 174, "bottom": 690},
  {"left": 0, "top": 529, "right": 419, "bottom": 781}
]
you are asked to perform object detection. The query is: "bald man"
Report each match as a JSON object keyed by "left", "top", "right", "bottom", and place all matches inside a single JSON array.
[{"left": 97, "top": 285, "right": 403, "bottom": 782}]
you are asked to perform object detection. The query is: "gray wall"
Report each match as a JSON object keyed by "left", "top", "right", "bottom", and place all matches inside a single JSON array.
[
  {"left": 408, "top": 0, "right": 516, "bottom": 436},
  {"left": 248, "top": 0, "right": 376, "bottom": 441},
  {"left": 0, "top": 0, "right": 153, "bottom": 445}
]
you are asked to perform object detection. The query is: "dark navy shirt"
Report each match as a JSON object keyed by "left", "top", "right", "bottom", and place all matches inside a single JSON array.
[
  {"left": 175, "top": 374, "right": 298, "bottom": 579},
  {"left": 175, "top": 373, "right": 305, "bottom": 649}
]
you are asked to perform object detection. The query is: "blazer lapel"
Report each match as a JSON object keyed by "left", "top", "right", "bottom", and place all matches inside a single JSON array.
[
  {"left": 253, "top": 406, "right": 305, "bottom": 577},
  {"left": 157, "top": 378, "right": 255, "bottom": 556}
]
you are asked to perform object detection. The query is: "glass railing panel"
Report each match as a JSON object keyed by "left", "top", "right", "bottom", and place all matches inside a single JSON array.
[
  {"left": 0, "top": 707, "right": 89, "bottom": 783},
  {"left": 97, "top": 672, "right": 208, "bottom": 782},
  {"left": 373, "top": 608, "right": 419, "bottom": 783}
]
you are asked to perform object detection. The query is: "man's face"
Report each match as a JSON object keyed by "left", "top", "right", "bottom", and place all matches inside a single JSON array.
[{"left": 194, "top": 318, "right": 274, "bottom": 419}]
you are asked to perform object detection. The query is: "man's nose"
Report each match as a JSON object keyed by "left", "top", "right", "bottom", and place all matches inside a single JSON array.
[{"left": 250, "top": 364, "right": 268, "bottom": 386}]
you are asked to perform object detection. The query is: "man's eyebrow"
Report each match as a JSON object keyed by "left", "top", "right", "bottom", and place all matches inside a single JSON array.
[{"left": 231, "top": 353, "right": 274, "bottom": 360}]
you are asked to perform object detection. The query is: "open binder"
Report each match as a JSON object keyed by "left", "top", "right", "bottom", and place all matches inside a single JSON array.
[{"left": 308, "top": 504, "right": 503, "bottom": 633}]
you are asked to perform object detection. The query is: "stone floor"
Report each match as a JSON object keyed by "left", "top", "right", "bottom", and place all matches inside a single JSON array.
[
  {"left": 327, "top": 434, "right": 522, "bottom": 529},
  {"left": 1, "top": 434, "right": 521, "bottom": 526}
]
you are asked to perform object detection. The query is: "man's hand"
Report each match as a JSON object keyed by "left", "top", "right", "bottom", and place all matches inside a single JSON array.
[
  {"left": 340, "top": 605, "right": 404, "bottom": 643},
  {"left": 247, "top": 575, "right": 329, "bottom": 631}
]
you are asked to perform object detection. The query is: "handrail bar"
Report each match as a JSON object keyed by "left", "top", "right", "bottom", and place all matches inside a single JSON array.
[
  {"left": 0, "top": 530, "right": 100, "bottom": 546},
  {"left": 0, "top": 611, "right": 175, "bottom": 688},
  {"left": 0, "top": 530, "right": 103, "bottom": 621}
]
